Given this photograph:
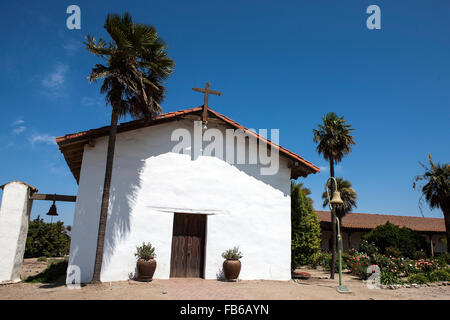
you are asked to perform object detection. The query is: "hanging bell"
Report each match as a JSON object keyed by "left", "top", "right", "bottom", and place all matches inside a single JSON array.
[
  {"left": 46, "top": 200, "right": 58, "bottom": 216},
  {"left": 330, "top": 191, "right": 344, "bottom": 205}
]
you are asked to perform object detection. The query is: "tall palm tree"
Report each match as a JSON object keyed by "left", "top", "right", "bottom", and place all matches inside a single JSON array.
[
  {"left": 322, "top": 177, "right": 357, "bottom": 252},
  {"left": 85, "top": 13, "right": 174, "bottom": 283},
  {"left": 414, "top": 154, "right": 450, "bottom": 252},
  {"left": 313, "top": 112, "right": 355, "bottom": 279}
]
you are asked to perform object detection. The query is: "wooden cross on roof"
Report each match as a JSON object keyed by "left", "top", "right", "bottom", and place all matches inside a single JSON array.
[{"left": 192, "top": 82, "right": 222, "bottom": 122}]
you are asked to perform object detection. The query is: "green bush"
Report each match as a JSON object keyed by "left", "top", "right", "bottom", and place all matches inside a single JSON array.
[
  {"left": 24, "top": 259, "right": 68, "bottom": 283},
  {"left": 381, "top": 270, "right": 402, "bottom": 285},
  {"left": 407, "top": 273, "right": 429, "bottom": 284},
  {"left": 346, "top": 255, "right": 371, "bottom": 280},
  {"left": 385, "top": 246, "right": 402, "bottom": 258},
  {"left": 413, "top": 250, "right": 427, "bottom": 260},
  {"left": 359, "top": 239, "right": 378, "bottom": 256},
  {"left": 37, "top": 256, "right": 47, "bottom": 262},
  {"left": 310, "top": 251, "right": 326, "bottom": 269},
  {"left": 436, "top": 252, "right": 450, "bottom": 267},
  {"left": 361, "top": 222, "right": 429, "bottom": 259},
  {"left": 222, "top": 246, "right": 243, "bottom": 260},
  {"left": 135, "top": 242, "right": 156, "bottom": 260},
  {"left": 291, "top": 183, "right": 321, "bottom": 268},
  {"left": 428, "top": 269, "right": 450, "bottom": 282},
  {"left": 25, "top": 216, "right": 71, "bottom": 258}
]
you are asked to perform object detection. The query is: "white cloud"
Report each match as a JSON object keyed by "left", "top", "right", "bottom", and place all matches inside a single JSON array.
[
  {"left": 29, "top": 133, "right": 57, "bottom": 145},
  {"left": 11, "top": 119, "right": 26, "bottom": 135},
  {"left": 11, "top": 119, "right": 24, "bottom": 126},
  {"left": 41, "top": 64, "right": 69, "bottom": 95},
  {"left": 12, "top": 126, "right": 26, "bottom": 135}
]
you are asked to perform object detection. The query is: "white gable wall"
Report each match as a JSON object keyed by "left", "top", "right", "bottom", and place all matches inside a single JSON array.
[{"left": 67, "top": 119, "right": 292, "bottom": 283}]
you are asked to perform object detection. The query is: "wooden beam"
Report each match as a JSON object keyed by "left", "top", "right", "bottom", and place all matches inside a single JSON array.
[{"left": 30, "top": 194, "right": 77, "bottom": 202}]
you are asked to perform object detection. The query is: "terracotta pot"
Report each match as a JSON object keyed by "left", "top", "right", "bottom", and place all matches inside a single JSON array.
[
  {"left": 223, "top": 259, "right": 241, "bottom": 280},
  {"left": 136, "top": 258, "right": 156, "bottom": 282}
]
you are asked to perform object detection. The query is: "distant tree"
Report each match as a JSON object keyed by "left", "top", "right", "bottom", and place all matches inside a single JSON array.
[
  {"left": 313, "top": 112, "right": 355, "bottom": 278},
  {"left": 322, "top": 177, "right": 357, "bottom": 252},
  {"left": 414, "top": 154, "right": 450, "bottom": 253},
  {"left": 86, "top": 12, "right": 174, "bottom": 283},
  {"left": 361, "top": 222, "right": 429, "bottom": 258},
  {"left": 291, "top": 182, "right": 321, "bottom": 268},
  {"left": 25, "top": 216, "right": 71, "bottom": 258}
]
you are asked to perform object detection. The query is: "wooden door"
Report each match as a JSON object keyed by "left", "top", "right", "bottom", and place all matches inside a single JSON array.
[{"left": 170, "top": 213, "right": 206, "bottom": 278}]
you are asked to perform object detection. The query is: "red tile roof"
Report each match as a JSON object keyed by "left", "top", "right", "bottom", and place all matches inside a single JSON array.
[
  {"left": 316, "top": 211, "right": 446, "bottom": 233},
  {"left": 56, "top": 106, "right": 320, "bottom": 182}
]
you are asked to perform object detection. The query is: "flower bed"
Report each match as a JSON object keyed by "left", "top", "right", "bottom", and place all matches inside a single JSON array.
[{"left": 342, "top": 251, "right": 450, "bottom": 285}]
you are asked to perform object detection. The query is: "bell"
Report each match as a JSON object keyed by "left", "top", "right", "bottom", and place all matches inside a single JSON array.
[
  {"left": 330, "top": 191, "right": 344, "bottom": 205},
  {"left": 46, "top": 201, "right": 58, "bottom": 216}
]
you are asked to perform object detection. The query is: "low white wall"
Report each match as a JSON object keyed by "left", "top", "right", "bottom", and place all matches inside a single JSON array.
[
  {"left": 67, "top": 120, "right": 292, "bottom": 283},
  {"left": 0, "top": 181, "right": 33, "bottom": 282}
]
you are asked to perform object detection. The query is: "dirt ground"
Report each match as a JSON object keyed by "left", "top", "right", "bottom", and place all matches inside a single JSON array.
[{"left": 0, "top": 259, "right": 449, "bottom": 300}]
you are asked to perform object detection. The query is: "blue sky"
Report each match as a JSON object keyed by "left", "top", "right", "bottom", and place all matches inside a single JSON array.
[{"left": 0, "top": 0, "right": 449, "bottom": 226}]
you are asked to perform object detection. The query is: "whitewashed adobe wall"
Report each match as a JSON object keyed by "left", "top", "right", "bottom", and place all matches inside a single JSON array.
[
  {"left": 67, "top": 120, "right": 292, "bottom": 283},
  {"left": 0, "top": 181, "right": 34, "bottom": 282}
]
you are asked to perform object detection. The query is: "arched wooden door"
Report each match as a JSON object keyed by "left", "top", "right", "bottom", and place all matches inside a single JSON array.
[{"left": 170, "top": 213, "right": 206, "bottom": 278}]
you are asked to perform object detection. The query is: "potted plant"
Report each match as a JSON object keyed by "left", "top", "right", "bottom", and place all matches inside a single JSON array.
[
  {"left": 135, "top": 242, "right": 156, "bottom": 282},
  {"left": 222, "top": 246, "right": 243, "bottom": 281}
]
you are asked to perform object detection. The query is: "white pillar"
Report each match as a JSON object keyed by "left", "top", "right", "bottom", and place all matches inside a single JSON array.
[{"left": 0, "top": 181, "right": 36, "bottom": 283}]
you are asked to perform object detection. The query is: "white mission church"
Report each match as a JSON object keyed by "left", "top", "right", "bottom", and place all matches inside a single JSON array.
[{"left": 56, "top": 104, "right": 319, "bottom": 283}]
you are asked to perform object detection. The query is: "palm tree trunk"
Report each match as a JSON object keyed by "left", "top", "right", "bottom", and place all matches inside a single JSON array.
[
  {"left": 330, "top": 158, "right": 336, "bottom": 279},
  {"left": 91, "top": 108, "right": 119, "bottom": 283}
]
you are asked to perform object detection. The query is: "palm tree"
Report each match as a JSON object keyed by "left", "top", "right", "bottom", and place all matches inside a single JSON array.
[
  {"left": 414, "top": 154, "right": 450, "bottom": 252},
  {"left": 85, "top": 13, "right": 174, "bottom": 283},
  {"left": 322, "top": 177, "right": 357, "bottom": 252},
  {"left": 313, "top": 112, "right": 355, "bottom": 279}
]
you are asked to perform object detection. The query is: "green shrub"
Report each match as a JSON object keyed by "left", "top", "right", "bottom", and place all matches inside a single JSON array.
[
  {"left": 407, "top": 273, "right": 429, "bottom": 284},
  {"left": 24, "top": 259, "right": 68, "bottom": 283},
  {"left": 222, "top": 246, "right": 243, "bottom": 260},
  {"left": 361, "top": 222, "right": 429, "bottom": 259},
  {"left": 359, "top": 239, "right": 378, "bottom": 256},
  {"left": 37, "top": 256, "right": 47, "bottom": 262},
  {"left": 309, "top": 251, "right": 326, "bottom": 269},
  {"left": 291, "top": 183, "right": 321, "bottom": 267},
  {"left": 135, "top": 242, "right": 156, "bottom": 260},
  {"left": 413, "top": 250, "right": 427, "bottom": 260},
  {"left": 415, "top": 259, "right": 440, "bottom": 274},
  {"left": 428, "top": 269, "right": 450, "bottom": 282},
  {"left": 436, "top": 253, "right": 450, "bottom": 267},
  {"left": 345, "top": 254, "right": 371, "bottom": 279},
  {"left": 385, "top": 246, "right": 402, "bottom": 258},
  {"left": 381, "top": 270, "right": 402, "bottom": 285},
  {"left": 25, "top": 216, "right": 71, "bottom": 258}
]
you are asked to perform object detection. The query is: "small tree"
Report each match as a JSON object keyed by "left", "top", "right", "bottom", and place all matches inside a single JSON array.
[
  {"left": 25, "top": 216, "right": 71, "bottom": 258},
  {"left": 291, "top": 182, "right": 321, "bottom": 268},
  {"left": 361, "top": 222, "right": 429, "bottom": 258}
]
